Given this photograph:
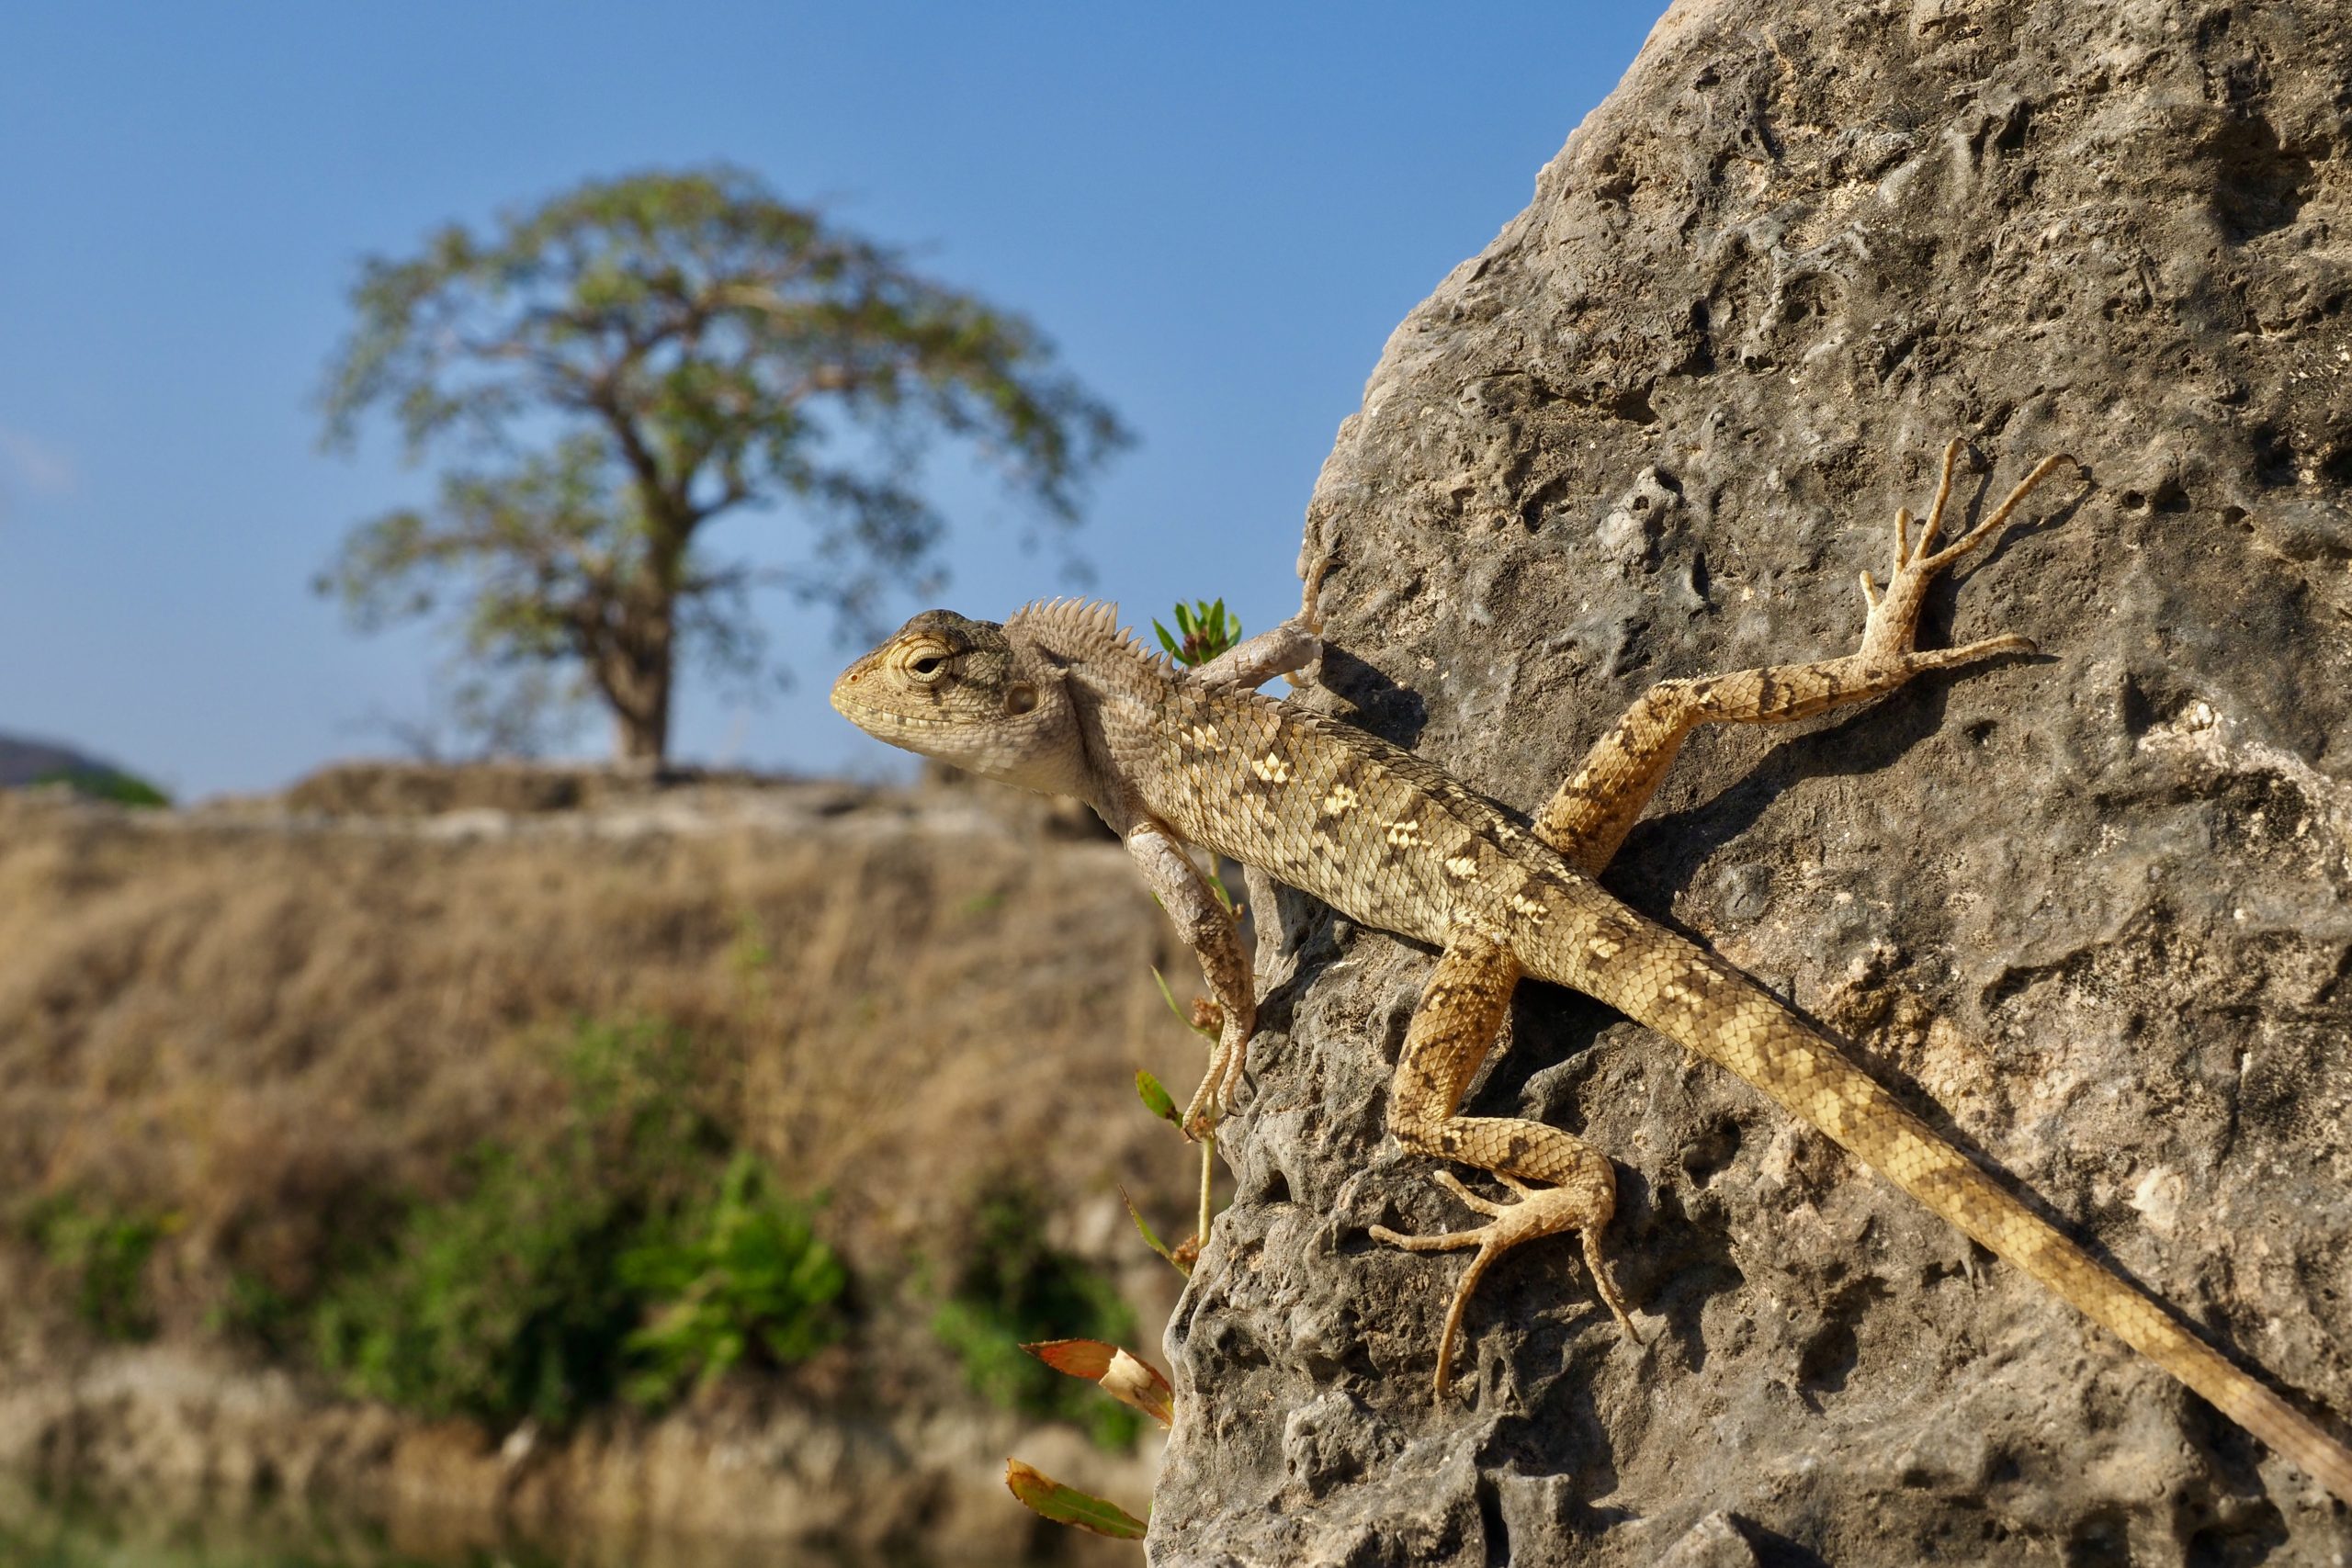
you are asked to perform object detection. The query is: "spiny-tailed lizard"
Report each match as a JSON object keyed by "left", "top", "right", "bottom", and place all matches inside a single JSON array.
[{"left": 831, "top": 440, "right": 2352, "bottom": 1505}]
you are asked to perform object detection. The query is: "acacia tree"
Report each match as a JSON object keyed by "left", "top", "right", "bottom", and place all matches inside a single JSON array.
[{"left": 318, "top": 166, "right": 1129, "bottom": 763}]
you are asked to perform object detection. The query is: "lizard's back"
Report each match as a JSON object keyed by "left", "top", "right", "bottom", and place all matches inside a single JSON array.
[{"left": 1124, "top": 675, "right": 1614, "bottom": 966}]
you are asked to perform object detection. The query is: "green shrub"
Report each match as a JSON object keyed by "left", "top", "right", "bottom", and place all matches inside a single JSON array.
[
  {"left": 617, "top": 1151, "right": 846, "bottom": 1405},
  {"left": 302, "top": 1019, "right": 847, "bottom": 1427},
  {"left": 932, "top": 1184, "right": 1142, "bottom": 1450},
  {"left": 560, "top": 1017, "right": 718, "bottom": 1159},
  {"left": 27, "top": 766, "right": 171, "bottom": 807},
  {"left": 310, "top": 1137, "right": 637, "bottom": 1426},
  {"left": 25, "top": 1194, "right": 168, "bottom": 1341},
  {"left": 209, "top": 1270, "right": 299, "bottom": 1350}
]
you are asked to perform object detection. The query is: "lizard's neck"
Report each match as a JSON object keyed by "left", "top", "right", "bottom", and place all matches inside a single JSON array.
[{"left": 1003, "top": 599, "right": 1178, "bottom": 821}]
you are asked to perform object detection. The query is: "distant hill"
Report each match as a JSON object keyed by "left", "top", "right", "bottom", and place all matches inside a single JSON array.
[
  {"left": 0, "top": 732, "right": 119, "bottom": 788},
  {"left": 0, "top": 731, "right": 168, "bottom": 805}
]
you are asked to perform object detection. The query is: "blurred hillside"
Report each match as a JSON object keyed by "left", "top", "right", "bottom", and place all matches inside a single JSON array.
[
  {"left": 0, "top": 732, "right": 132, "bottom": 788},
  {"left": 0, "top": 765, "right": 1205, "bottom": 1563},
  {"left": 0, "top": 734, "right": 101, "bottom": 786}
]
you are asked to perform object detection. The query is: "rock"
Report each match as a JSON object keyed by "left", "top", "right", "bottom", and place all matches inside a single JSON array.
[
  {"left": 278, "top": 759, "right": 815, "bottom": 816},
  {"left": 0, "top": 1345, "right": 1157, "bottom": 1567},
  {"left": 1153, "top": 0, "right": 2352, "bottom": 1562}
]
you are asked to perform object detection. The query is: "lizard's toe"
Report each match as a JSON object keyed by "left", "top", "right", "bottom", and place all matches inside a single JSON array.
[
  {"left": 1372, "top": 1173, "right": 1634, "bottom": 1398},
  {"left": 1853, "top": 442, "right": 2078, "bottom": 665}
]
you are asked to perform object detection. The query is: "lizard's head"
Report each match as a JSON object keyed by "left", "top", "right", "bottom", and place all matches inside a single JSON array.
[{"left": 831, "top": 609, "right": 1087, "bottom": 795}]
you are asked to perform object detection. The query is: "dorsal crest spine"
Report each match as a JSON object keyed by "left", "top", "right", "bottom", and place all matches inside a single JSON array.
[{"left": 1006, "top": 597, "right": 1170, "bottom": 672}]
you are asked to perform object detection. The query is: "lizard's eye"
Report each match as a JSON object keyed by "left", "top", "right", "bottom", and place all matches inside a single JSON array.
[{"left": 900, "top": 642, "right": 953, "bottom": 682}]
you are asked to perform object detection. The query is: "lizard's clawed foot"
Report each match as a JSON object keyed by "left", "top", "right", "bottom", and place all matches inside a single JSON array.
[
  {"left": 1854, "top": 438, "right": 2079, "bottom": 671},
  {"left": 1181, "top": 1031, "right": 1247, "bottom": 1138},
  {"left": 1299, "top": 549, "right": 1336, "bottom": 637},
  {"left": 1371, "top": 1168, "right": 1640, "bottom": 1398}
]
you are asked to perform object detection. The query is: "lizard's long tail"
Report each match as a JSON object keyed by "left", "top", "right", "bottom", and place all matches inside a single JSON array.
[{"left": 1553, "top": 915, "right": 2352, "bottom": 1505}]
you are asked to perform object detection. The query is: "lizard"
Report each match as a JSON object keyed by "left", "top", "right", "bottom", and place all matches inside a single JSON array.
[{"left": 830, "top": 438, "right": 2352, "bottom": 1506}]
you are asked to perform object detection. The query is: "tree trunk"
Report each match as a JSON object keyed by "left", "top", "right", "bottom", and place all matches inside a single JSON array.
[
  {"left": 604, "top": 502, "right": 693, "bottom": 767},
  {"left": 613, "top": 685, "right": 668, "bottom": 765},
  {"left": 602, "top": 604, "right": 675, "bottom": 768}
]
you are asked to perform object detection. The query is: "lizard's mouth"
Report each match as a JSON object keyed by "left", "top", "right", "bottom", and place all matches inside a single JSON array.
[{"left": 829, "top": 683, "right": 952, "bottom": 739}]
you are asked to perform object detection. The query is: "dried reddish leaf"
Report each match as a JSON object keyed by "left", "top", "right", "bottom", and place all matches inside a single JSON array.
[
  {"left": 1023, "top": 1337, "right": 1115, "bottom": 1379},
  {"left": 1023, "top": 1338, "right": 1175, "bottom": 1429},
  {"left": 1100, "top": 1347, "right": 1176, "bottom": 1428}
]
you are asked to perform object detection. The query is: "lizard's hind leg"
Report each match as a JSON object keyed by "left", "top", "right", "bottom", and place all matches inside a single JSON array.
[
  {"left": 1188, "top": 554, "right": 1334, "bottom": 694},
  {"left": 1370, "top": 931, "right": 1640, "bottom": 1398},
  {"left": 1536, "top": 441, "right": 2078, "bottom": 875}
]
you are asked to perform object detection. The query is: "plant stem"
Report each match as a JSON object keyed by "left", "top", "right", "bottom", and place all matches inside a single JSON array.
[{"left": 1198, "top": 1132, "right": 1215, "bottom": 1250}]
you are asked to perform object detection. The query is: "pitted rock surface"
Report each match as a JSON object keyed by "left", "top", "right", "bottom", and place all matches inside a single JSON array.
[{"left": 1151, "top": 1, "right": 2352, "bottom": 1562}]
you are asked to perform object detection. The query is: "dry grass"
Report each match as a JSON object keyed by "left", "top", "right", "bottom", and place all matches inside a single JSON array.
[{"left": 0, "top": 775, "right": 1212, "bottom": 1358}]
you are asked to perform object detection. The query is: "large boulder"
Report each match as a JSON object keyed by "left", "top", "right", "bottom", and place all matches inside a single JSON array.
[{"left": 1154, "top": 0, "right": 2352, "bottom": 1562}]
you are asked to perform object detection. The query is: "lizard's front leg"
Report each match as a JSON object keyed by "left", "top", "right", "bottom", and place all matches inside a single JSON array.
[
  {"left": 1122, "top": 819, "right": 1256, "bottom": 1135},
  {"left": 1537, "top": 441, "right": 2078, "bottom": 874},
  {"left": 1369, "top": 929, "right": 1638, "bottom": 1397}
]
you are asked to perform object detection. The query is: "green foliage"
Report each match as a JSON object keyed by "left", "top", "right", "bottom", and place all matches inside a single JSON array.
[
  {"left": 24, "top": 1194, "right": 168, "bottom": 1341},
  {"left": 310, "top": 1137, "right": 638, "bottom": 1426},
  {"left": 724, "top": 908, "right": 778, "bottom": 1000},
  {"left": 301, "top": 1018, "right": 846, "bottom": 1427},
  {"left": 1150, "top": 964, "right": 1221, "bottom": 1041},
  {"left": 1133, "top": 1068, "right": 1180, "bottom": 1126},
  {"left": 1120, "top": 1189, "right": 1188, "bottom": 1276},
  {"left": 932, "top": 1184, "right": 1142, "bottom": 1450},
  {"left": 209, "top": 1270, "right": 299, "bottom": 1351},
  {"left": 1152, "top": 598, "right": 1242, "bottom": 667},
  {"left": 558, "top": 1016, "right": 726, "bottom": 1195},
  {"left": 617, "top": 1151, "right": 846, "bottom": 1405},
  {"left": 317, "top": 164, "right": 1131, "bottom": 761},
  {"left": 27, "top": 767, "right": 171, "bottom": 807}
]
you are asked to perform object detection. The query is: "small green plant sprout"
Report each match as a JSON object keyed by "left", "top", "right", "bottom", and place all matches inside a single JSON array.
[
  {"left": 1119, "top": 1184, "right": 1190, "bottom": 1276},
  {"left": 1134, "top": 1066, "right": 1181, "bottom": 1128},
  {"left": 1004, "top": 1460, "right": 1148, "bottom": 1540},
  {"left": 1150, "top": 968, "right": 1227, "bottom": 1043},
  {"left": 1152, "top": 598, "right": 1242, "bottom": 668},
  {"left": 1133, "top": 982, "right": 1213, "bottom": 1279}
]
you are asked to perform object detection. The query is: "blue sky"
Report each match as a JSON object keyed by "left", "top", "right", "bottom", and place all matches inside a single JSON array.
[{"left": 0, "top": 3, "right": 1657, "bottom": 798}]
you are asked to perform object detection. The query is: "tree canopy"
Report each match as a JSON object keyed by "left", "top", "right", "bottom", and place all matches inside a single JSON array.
[{"left": 318, "top": 166, "right": 1130, "bottom": 762}]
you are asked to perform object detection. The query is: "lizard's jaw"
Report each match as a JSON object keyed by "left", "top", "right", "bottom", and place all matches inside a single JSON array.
[
  {"left": 829, "top": 681, "right": 952, "bottom": 753},
  {"left": 832, "top": 675, "right": 1091, "bottom": 800}
]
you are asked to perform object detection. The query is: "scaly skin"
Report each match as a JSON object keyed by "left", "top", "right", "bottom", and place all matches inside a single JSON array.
[{"left": 831, "top": 442, "right": 2352, "bottom": 1506}]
